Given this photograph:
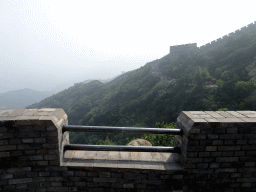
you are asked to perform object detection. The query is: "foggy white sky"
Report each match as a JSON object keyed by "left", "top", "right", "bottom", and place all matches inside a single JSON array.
[{"left": 0, "top": 0, "right": 255, "bottom": 92}]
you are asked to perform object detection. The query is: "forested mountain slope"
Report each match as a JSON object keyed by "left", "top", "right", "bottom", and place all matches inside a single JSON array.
[{"left": 27, "top": 29, "right": 256, "bottom": 144}]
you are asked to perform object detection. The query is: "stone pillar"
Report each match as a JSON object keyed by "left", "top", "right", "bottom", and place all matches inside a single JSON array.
[{"left": 175, "top": 111, "right": 256, "bottom": 191}]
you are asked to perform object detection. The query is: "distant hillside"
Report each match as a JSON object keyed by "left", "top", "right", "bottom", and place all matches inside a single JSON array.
[
  {"left": 27, "top": 26, "right": 256, "bottom": 145},
  {"left": 0, "top": 88, "right": 54, "bottom": 110}
]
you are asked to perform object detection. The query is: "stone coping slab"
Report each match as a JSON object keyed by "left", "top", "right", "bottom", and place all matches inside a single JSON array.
[
  {"left": 62, "top": 150, "right": 183, "bottom": 172},
  {"left": 0, "top": 108, "right": 66, "bottom": 125},
  {"left": 181, "top": 111, "right": 256, "bottom": 124}
]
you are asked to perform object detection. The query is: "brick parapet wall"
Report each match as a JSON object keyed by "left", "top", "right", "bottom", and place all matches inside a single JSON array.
[
  {"left": 176, "top": 111, "right": 256, "bottom": 191},
  {"left": 0, "top": 109, "right": 256, "bottom": 191}
]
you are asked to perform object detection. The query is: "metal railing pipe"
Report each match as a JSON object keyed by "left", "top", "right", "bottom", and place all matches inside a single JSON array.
[
  {"left": 63, "top": 125, "right": 182, "bottom": 135},
  {"left": 64, "top": 144, "right": 181, "bottom": 154}
]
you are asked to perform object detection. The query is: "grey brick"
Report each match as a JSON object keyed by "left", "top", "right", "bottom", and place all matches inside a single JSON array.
[
  {"left": 11, "top": 151, "right": 23, "bottom": 156},
  {"left": 199, "top": 140, "right": 212, "bottom": 146},
  {"left": 42, "top": 144, "right": 58, "bottom": 149},
  {"left": 0, "top": 127, "right": 8, "bottom": 133},
  {"left": 0, "top": 174, "right": 13, "bottom": 179},
  {"left": 44, "top": 155, "right": 58, "bottom": 160},
  {"left": 37, "top": 161, "right": 49, "bottom": 166},
  {"left": 239, "top": 178, "right": 255, "bottom": 183},
  {"left": 87, "top": 172, "right": 98, "bottom": 177},
  {"left": 248, "top": 139, "right": 256, "bottom": 144},
  {"left": 0, "top": 133, "right": 14, "bottom": 139},
  {"left": 46, "top": 137, "right": 58, "bottom": 143},
  {"left": 223, "top": 152, "right": 233, "bottom": 156},
  {"left": 36, "top": 149, "right": 48, "bottom": 155},
  {"left": 0, "top": 139, "right": 8, "bottom": 145},
  {"left": 34, "top": 138, "right": 46, "bottom": 143},
  {"left": 197, "top": 163, "right": 208, "bottom": 168},
  {"left": 205, "top": 146, "right": 217, "bottom": 151},
  {"left": 245, "top": 162, "right": 255, "bottom": 167},
  {"left": 39, "top": 172, "right": 50, "bottom": 176},
  {"left": 93, "top": 178, "right": 116, "bottom": 183},
  {"left": 111, "top": 183, "right": 122, "bottom": 188},
  {"left": 211, "top": 152, "right": 222, "bottom": 157},
  {"left": 51, "top": 182, "right": 62, "bottom": 187},
  {"left": 142, "top": 179, "right": 163, "bottom": 185},
  {"left": 46, "top": 126, "right": 56, "bottom": 131},
  {"left": 34, "top": 126, "right": 45, "bottom": 131},
  {"left": 9, "top": 178, "right": 33, "bottom": 184},
  {"left": 187, "top": 152, "right": 198, "bottom": 158},
  {"left": 9, "top": 138, "right": 21, "bottom": 144},
  {"left": 238, "top": 127, "right": 251, "bottom": 133},
  {"left": 62, "top": 171, "right": 74, "bottom": 177},
  {"left": 218, "top": 146, "right": 241, "bottom": 151},
  {"left": 188, "top": 134, "right": 206, "bottom": 139},
  {"left": 204, "top": 158, "right": 215, "bottom": 163},
  {"left": 187, "top": 146, "right": 205, "bottom": 151},
  {"left": 213, "top": 127, "right": 226, "bottom": 134},
  {"left": 242, "top": 145, "right": 256, "bottom": 150},
  {"left": 18, "top": 144, "right": 41, "bottom": 150},
  {"left": 216, "top": 157, "right": 238, "bottom": 162},
  {"left": 234, "top": 151, "right": 245, "bottom": 156},
  {"left": 19, "top": 132, "right": 40, "bottom": 138},
  {"left": 198, "top": 152, "right": 210, "bottom": 157},
  {"left": 41, "top": 132, "right": 58, "bottom": 137},
  {"left": 99, "top": 182, "right": 110, "bottom": 187},
  {"left": 247, "top": 151, "right": 256, "bottom": 156},
  {"left": 24, "top": 150, "right": 36, "bottom": 155},
  {"left": 135, "top": 183, "right": 147, "bottom": 189},
  {"left": 207, "top": 134, "right": 219, "bottom": 139},
  {"left": 226, "top": 128, "right": 238, "bottom": 133},
  {"left": 219, "top": 134, "right": 243, "bottom": 139},
  {"left": 237, "top": 139, "right": 247, "bottom": 144},
  {"left": 244, "top": 134, "right": 256, "bottom": 139},
  {"left": 68, "top": 187, "right": 78, "bottom": 191},
  {"left": 0, "top": 151, "right": 10, "bottom": 157},
  {"left": 231, "top": 173, "right": 241, "bottom": 178},
  {"left": 28, "top": 155, "right": 43, "bottom": 161},
  {"left": 0, "top": 145, "right": 16, "bottom": 151},
  {"left": 75, "top": 182, "right": 87, "bottom": 186},
  {"left": 16, "top": 184, "right": 27, "bottom": 189},
  {"left": 215, "top": 168, "right": 237, "bottom": 173},
  {"left": 224, "top": 140, "right": 236, "bottom": 145},
  {"left": 7, "top": 167, "right": 31, "bottom": 173},
  {"left": 46, "top": 187, "right": 68, "bottom": 191},
  {"left": 123, "top": 184, "right": 134, "bottom": 188},
  {"left": 99, "top": 172, "right": 110, "bottom": 178},
  {"left": 48, "top": 149, "right": 59, "bottom": 154},
  {"left": 21, "top": 126, "right": 34, "bottom": 132},
  {"left": 210, "top": 163, "right": 220, "bottom": 168},
  {"left": 212, "top": 140, "right": 223, "bottom": 145},
  {"left": 22, "top": 138, "right": 34, "bottom": 143},
  {"left": 75, "top": 171, "right": 86, "bottom": 177},
  {"left": 49, "top": 160, "right": 59, "bottom": 165}
]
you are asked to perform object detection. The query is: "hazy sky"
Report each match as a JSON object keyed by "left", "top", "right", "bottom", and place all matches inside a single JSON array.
[{"left": 0, "top": 0, "right": 255, "bottom": 92}]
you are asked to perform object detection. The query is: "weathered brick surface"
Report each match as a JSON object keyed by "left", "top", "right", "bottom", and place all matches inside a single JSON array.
[
  {"left": 177, "top": 111, "right": 256, "bottom": 191},
  {"left": 1, "top": 109, "right": 256, "bottom": 192}
]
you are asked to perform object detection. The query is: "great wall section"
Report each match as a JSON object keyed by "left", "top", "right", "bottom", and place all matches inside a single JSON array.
[
  {"left": 0, "top": 108, "right": 256, "bottom": 191},
  {"left": 151, "top": 20, "right": 256, "bottom": 82}
]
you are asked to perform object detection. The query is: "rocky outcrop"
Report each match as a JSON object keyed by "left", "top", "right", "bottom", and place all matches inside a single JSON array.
[{"left": 126, "top": 139, "right": 152, "bottom": 146}]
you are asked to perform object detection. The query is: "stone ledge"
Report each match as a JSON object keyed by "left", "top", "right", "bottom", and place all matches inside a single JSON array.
[
  {"left": 62, "top": 150, "right": 183, "bottom": 172},
  {"left": 180, "top": 111, "right": 256, "bottom": 125}
]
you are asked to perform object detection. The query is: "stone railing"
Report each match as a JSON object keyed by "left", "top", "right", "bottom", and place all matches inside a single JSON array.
[{"left": 0, "top": 109, "right": 255, "bottom": 191}]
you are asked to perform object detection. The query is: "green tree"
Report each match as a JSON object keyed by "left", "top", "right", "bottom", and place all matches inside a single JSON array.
[{"left": 142, "top": 122, "right": 176, "bottom": 147}]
